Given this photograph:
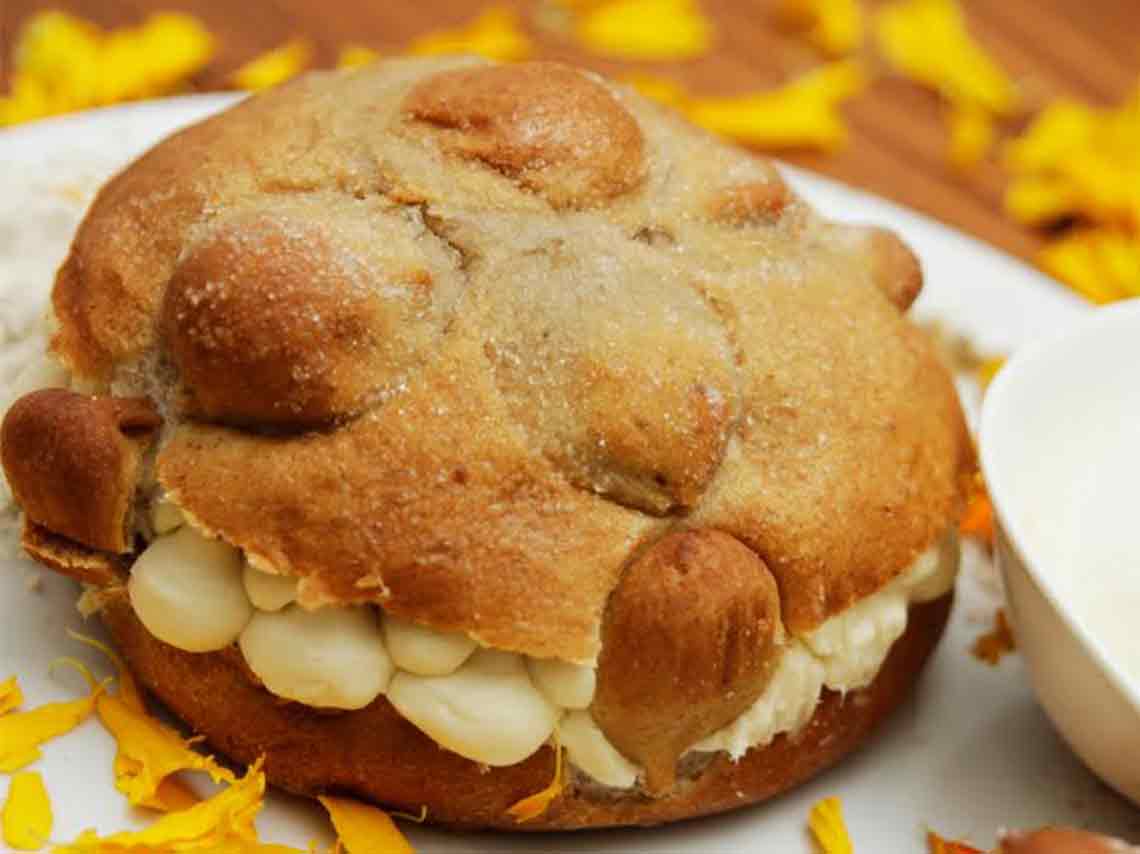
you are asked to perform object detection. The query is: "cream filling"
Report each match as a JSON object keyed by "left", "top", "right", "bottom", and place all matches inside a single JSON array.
[
  {"left": 126, "top": 519, "right": 957, "bottom": 786},
  {"left": 693, "top": 533, "right": 959, "bottom": 760}
]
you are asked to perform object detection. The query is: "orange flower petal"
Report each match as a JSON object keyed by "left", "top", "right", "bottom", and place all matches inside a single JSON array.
[
  {"left": 928, "top": 829, "right": 986, "bottom": 853},
  {"left": 337, "top": 45, "right": 381, "bottom": 68},
  {"left": 875, "top": 0, "right": 1019, "bottom": 115},
  {"left": 0, "top": 693, "right": 97, "bottom": 772},
  {"left": 574, "top": 0, "right": 713, "bottom": 61},
  {"left": 776, "top": 0, "right": 863, "bottom": 57},
  {"left": 232, "top": 40, "right": 312, "bottom": 92},
  {"left": 319, "top": 795, "right": 415, "bottom": 854},
  {"left": 684, "top": 61, "right": 867, "bottom": 151},
  {"left": 55, "top": 761, "right": 271, "bottom": 852},
  {"left": 808, "top": 796, "right": 854, "bottom": 854},
  {"left": 407, "top": 6, "right": 532, "bottom": 62},
  {"left": 507, "top": 741, "right": 564, "bottom": 823},
  {"left": 0, "top": 676, "right": 24, "bottom": 716},
  {"left": 2, "top": 771, "right": 52, "bottom": 851}
]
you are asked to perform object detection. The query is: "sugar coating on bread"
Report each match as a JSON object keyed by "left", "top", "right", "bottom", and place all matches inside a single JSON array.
[{"left": 46, "top": 57, "right": 972, "bottom": 664}]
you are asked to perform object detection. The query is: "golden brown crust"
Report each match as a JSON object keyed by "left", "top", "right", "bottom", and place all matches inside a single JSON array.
[
  {"left": 705, "top": 177, "right": 791, "bottom": 225},
  {"left": 20, "top": 520, "right": 127, "bottom": 586},
  {"left": 162, "top": 206, "right": 455, "bottom": 427},
  {"left": 30, "top": 57, "right": 971, "bottom": 656},
  {"left": 592, "top": 530, "right": 783, "bottom": 793},
  {"left": 158, "top": 329, "right": 659, "bottom": 662},
  {"left": 99, "top": 593, "right": 951, "bottom": 829},
  {"left": 403, "top": 62, "right": 645, "bottom": 209},
  {"left": 690, "top": 271, "right": 973, "bottom": 633},
  {"left": 1, "top": 390, "right": 160, "bottom": 553},
  {"left": 867, "top": 226, "right": 924, "bottom": 311}
]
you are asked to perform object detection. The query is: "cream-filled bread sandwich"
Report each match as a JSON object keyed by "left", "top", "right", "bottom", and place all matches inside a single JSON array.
[{"left": 1, "top": 57, "right": 973, "bottom": 829}]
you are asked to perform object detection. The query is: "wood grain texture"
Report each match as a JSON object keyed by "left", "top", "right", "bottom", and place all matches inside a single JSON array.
[{"left": 1, "top": 0, "right": 1137, "bottom": 261}]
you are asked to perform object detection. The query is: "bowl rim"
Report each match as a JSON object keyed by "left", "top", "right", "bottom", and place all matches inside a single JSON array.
[{"left": 980, "top": 296, "right": 1140, "bottom": 708}]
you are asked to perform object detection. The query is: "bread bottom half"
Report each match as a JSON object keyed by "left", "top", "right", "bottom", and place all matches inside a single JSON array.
[{"left": 100, "top": 594, "right": 952, "bottom": 830}]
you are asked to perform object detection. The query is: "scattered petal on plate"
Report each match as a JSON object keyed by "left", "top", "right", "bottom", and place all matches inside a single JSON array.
[
  {"left": 0, "top": 676, "right": 23, "bottom": 716},
  {"left": 684, "top": 61, "right": 868, "bottom": 150},
  {"left": 972, "top": 609, "right": 1016, "bottom": 666},
  {"left": 1038, "top": 227, "right": 1140, "bottom": 304},
  {"left": 54, "top": 762, "right": 276, "bottom": 853},
  {"left": 927, "top": 829, "right": 986, "bottom": 853},
  {"left": 573, "top": 0, "right": 713, "bottom": 61},
  {"left": 319, "top": 795, "right": 415, "bottom": 854},
  {"left": 776, "top": 0, "right": 863, "bottom": 57},
  {"left": 69, "top": 633, "right": 234, "bottom": 812},
  {"left": 975, "top": 356, "right": 1006, "bottom": 391},
  {"left": 507, "top": 742, "right": 564, "bottom": 823},
  {"left": 875, "top": 0, "right": 1019, "bottom": 114},
  {"left": 231, "top": 40, "right": 312, "bottom": 92},
  {"left": 98, "top": 693, "right": 235, "bottom": 812},
  {"left": 948, "top": 101, "right": 996, "bottom": 170},
  {"left": 407, "top": 6, "right": 532, "bottom": 62},
  {"left": 0, "top": 692, "right": 97, "bottom": 772},
  {"left": 3, "top": 771, "right": 52, "bottom": 851},
  {"left": 960, "top": 474, "right": 995, "bottom": 545},
  {"left": 808, "top": 796, "right": 854, "bottom": 854},
  {"left": 338, "top": 45, "right": 381, "bottom": 68}
]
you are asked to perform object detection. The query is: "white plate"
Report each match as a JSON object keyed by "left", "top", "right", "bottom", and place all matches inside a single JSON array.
[{"left": 0, "top": 98, "right": 1134, "bottom": 853}]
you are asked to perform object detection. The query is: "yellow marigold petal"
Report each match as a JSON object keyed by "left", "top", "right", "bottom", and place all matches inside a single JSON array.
[
  {"left": 13, "top": 11, "right": 103, "bottom": 103},
  {"left": 3, "top": 772, "right": 52, "bottom": 851},
  {"left": 69, "top": 632, "right": 231, "bottom": 811},
  {"left": 319, "top": 796, "right": 415, "bottom": 854},
  {"left": 0, "top": 694, "right": 96, "bottom": 772},
  {"left": 98, "top": 693, "right": 235, "bottom": 811},
  {"left": 3, "top": 10, "right": 212, "bottom": 124},
  {"left": 1003, "top": 86, "right": 1140, "bottom": 230},
  {"left": 947, "top": 101, "right": 995, "bottom": 170},
  {"left": 959, "top": 473, "right": 994, "bottom": 544},
  {"left": 574, "top": 0, "right": 713, "bottom": 61},
  {"left": 232, "top": 40, "right": 312, "bottom": 92},
  {"left": 71, "top": 634, "right": 145, "bottom": 714},
  {"left": 56, "top": 761, "right": 266, "bottom": 852},
  {"left": 338, "top": 45, "right": 382, "bottom": 68},
  {"left": 151, "top": 776, "right": 202, "bottom": 813},
  {"left": 0, "top": 74, "right": 56, "bottom": 127},
  {"left": 685, "top": 60, "right": 867, "bottom": 151},
  {"left": 622, "top": 73, "right": 692, "bottom": 111},
  {"left": 1004, "top": 98, "right": 1097, "bottom": 173},
  {"left": 875, "top": 0, "right": 1019, "bottom": 115},
  {"left": 808, "top": 796, "right": 854, "bottom": 854},
  {"left": 1004, "top": 175, "right": 1080, "bottom": 226},
  {"left": 1038, "top": 228, "right": 1140, "bottom": 304},
  {"left": 776, "top": 0, "right": 863, "bottom": 57},
  {"left": 0, "top": 677, "right": 23, "bottom": 716},
  {"left": 975, "top": 356, "right": 1006, "bottom": 390},
  {"left": 114, "top": 13, "right": 215, "bottom": 100},
  {"left": 507, "top": 740, "right": 564, "bottom": 823},
  {"left": 407, "top": 6, "right": 532, "bottom": 62}
]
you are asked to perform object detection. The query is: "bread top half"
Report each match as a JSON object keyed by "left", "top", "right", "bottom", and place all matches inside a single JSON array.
[{"left": 45, "top": 57, "right": 972, "bottom": 664}]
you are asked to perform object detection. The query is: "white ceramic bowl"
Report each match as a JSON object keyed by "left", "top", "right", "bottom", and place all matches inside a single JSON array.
[{"left": 980, "top": 297, "right": 1140, "bottom": 805}]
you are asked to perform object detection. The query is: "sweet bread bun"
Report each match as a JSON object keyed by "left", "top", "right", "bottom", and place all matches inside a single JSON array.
[{"left": 1, "top": 57, "right": 973, "bottom": 829}]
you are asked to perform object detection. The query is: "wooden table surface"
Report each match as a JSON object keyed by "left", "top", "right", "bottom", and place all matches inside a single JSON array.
[{"left": 3, "top": 0, "right": 1137, "bottom": 262}]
